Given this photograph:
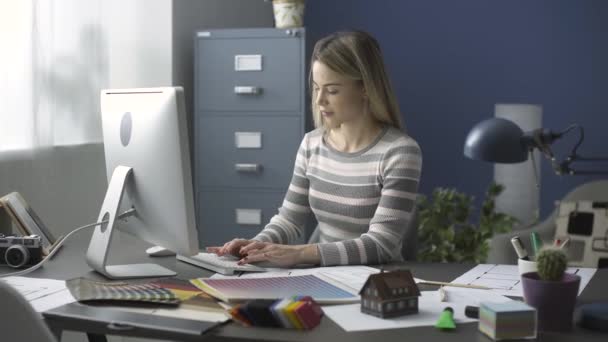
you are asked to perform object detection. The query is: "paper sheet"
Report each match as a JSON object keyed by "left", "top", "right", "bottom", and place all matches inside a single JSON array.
[
  {"left": 450, "top": 264, "right": 596, "bottom": 297},
  {"left": 323, "top": 289, "right": 512, "bottom": 332},
  {"left": 1, "top": 276, "right": 76, "bottom": 312}
]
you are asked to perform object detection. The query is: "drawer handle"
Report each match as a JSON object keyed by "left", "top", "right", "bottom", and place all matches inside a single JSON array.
[
  {"left": 235, "top": 163, "right": 262, "bottom": 173},
  {"left": 234, "top": 86, "right": 262, "bottom": 95}
]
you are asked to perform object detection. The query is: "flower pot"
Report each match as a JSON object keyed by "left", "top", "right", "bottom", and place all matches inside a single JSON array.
[
  {"left": 521, "top": 272, "right": 580, "bottom": 332},
  {"left": 272, "top": 0, "right": 305, "bottom": 28}
]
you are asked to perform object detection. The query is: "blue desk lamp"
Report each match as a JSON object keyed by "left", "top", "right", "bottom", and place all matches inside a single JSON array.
[{"left": 464, "top": 118, "right": 608, "bottom": 176}]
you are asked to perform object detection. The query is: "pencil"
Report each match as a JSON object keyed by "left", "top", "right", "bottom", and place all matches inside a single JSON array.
[{"left": 417, "top": 280, "right": 491, "bottom": 290}]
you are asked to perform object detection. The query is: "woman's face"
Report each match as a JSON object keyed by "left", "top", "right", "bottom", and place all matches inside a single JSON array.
[{"left": 312, "top": 61, "right": 366, "bottom": 129}]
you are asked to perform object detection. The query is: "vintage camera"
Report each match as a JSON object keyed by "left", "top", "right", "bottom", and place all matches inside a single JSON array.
[{"left": 0, "top": 234, "right": 43, "bottom": 268}]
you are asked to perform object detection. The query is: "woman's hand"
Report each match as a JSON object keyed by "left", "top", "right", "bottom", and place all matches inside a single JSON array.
[
  {"left": 238, "top": 244, "right": 320, "bottom": 267},
  {"left": 206, "top": 239, "right": 268, "bottom": 257}
]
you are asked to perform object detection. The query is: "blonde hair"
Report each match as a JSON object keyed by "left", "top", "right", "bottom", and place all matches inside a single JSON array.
[{"left": 309, "top": 30, "right": 403, "bottom": 131}]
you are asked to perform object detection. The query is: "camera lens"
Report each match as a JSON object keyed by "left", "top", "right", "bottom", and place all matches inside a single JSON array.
[{"left": 5, "top": 245, "right": 30, "bottom": 268}]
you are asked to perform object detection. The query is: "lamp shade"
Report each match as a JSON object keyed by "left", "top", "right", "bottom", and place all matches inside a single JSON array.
[{"left": 464, "top": 118, "right": 528, "bottom": 163}]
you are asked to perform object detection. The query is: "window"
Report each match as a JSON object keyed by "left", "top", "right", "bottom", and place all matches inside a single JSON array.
[
  {"left": 398, "top": 300, "right": 405, "bottom": 309},
  {"left": 392, "top": 289, "right": 397, "bottom": 295},
  {"left": 0, "top": 1, "right": 104, "bottom": 153},
  {"left": 373, "top": 289, "right": 378, "bottom": 297},
  {"left": 0, "top": 1, "right": 34, "bottom": 151},
  {"left": 387, "top": 302, "right": 395, "bottom": 311}
]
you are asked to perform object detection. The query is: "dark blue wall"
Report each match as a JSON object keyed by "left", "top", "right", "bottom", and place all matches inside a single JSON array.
[{"left": 305, "top": 0, "right": 608, "bottom": 218}]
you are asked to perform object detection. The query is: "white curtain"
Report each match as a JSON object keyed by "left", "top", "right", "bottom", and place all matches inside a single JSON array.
[
  {"left": 0, "top": 0, "right": 109, "bottom": 236},
  {"left": 0, "top": 0, "right": 105, "bottom": 153}
]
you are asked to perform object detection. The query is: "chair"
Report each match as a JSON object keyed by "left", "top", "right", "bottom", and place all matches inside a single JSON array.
[
  {"left": 487, "top": 180, "right": 608, "bottom": 264},
  {"left": 0, "top": 281, "right": 57, "bottom": 342}
]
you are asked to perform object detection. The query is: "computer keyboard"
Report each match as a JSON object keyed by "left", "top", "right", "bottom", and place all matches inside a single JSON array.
[{"left": 177, "top": 252, "right": 267, "bottom": 275}]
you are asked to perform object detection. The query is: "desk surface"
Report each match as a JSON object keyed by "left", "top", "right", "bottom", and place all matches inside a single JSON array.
[{"left": 13, "top": 229, "right": 608, "bottom": 342}]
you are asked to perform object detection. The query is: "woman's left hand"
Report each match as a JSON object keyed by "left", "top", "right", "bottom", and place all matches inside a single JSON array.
[{"left": 238, "top": 244, "right": 320, "bottom": 268}]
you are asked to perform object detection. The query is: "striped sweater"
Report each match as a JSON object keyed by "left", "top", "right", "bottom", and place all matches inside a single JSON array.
[{"left": 253, "top": 126, "right": 422, "bottom": 266}]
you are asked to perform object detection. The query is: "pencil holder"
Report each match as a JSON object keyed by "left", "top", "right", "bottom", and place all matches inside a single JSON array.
[{"left": 517, "top": 258, "right": 537, "bottom": 275}]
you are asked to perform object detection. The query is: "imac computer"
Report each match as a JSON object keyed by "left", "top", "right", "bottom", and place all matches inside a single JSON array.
[{"left": 86, "top": 87, "right": 199, "bottom": 279}]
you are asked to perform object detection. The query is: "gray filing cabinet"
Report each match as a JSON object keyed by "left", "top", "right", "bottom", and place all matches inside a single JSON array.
[{"left": 194, "top": 28, "right": 306, "bottom": 248}]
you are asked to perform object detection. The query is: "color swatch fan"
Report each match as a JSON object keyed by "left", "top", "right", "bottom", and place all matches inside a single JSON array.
[
  {"left": 66, "top": 278, "right": 179, "bottom": 305},
  {"left": 192, "top": 274, "right": 359, "bottom": 304}
]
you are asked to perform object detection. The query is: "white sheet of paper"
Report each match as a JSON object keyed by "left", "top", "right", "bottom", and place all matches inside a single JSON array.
[
  {"left": 29, "top": 288, "right": 76, "bottom": 313},
  {"left": 1, "top": 276, "right": 76, "bottom": 312},
  {"left": 450, "top": 264, "right": 597, "bottom": 297},
  {"left": 323, "top": 290, "right": 512, "bottom": 332}
]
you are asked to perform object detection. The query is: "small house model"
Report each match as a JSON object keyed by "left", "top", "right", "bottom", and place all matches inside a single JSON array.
[{"left": 359, "top": 269, "right": 421, "bottom": 318}]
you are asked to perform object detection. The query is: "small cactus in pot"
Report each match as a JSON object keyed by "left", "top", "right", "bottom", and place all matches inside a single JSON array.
[
  {"left": 536, "top": 247, "right": 568, "bottom": 281},
  {"left": 521, "top": 245, "right": 580, "bottom": 331}
]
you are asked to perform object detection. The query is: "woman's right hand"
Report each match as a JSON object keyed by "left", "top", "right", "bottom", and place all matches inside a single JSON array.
[{"left": 206, "top": 239, "right": 269, "bottom": 258}]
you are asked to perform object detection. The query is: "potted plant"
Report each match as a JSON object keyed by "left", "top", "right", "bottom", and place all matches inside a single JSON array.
[
  {"left": 416, "top": 183, "right": 518, "bottom": 263},
  {"left": 521, "top": 247, "right": 581, "bottom": 331},
  {"left": 271, "top": 0, "right": 305, "bottom": 28}
]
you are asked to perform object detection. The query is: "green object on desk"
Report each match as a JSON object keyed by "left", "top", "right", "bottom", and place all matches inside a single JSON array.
[
  {"left": 435, "top": 307, "right": 456, "bottom": 330},
  {"left": 530, "top": 232, "right": 543, "bottom": 256}
]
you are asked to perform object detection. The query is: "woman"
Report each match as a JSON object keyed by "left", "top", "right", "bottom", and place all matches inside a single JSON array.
[{"left": 207, "top": 30, "right": 422, "bottom": 267}]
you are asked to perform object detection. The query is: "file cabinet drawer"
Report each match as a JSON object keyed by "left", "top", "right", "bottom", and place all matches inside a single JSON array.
[
  {"left": 197, "top": 190, "right": 285, "bottom": 248},
  {"left": 196, "top": 116, "right": 302, "bottom": 190},
  {"left": 195, "top": 31, "right": 304, "bottom": 113}
]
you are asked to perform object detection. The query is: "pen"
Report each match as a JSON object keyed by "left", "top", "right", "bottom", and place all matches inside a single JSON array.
[
  {"left": 510, "top": 236, "right": 530, "bottom": 260},
  {"left": 530, "top": 232, "right": 543, "bottom": 256}
]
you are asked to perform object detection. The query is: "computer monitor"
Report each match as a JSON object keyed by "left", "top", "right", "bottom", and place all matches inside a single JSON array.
[{"left": 86, "top": 87, "right": 199, "bottom": 279}]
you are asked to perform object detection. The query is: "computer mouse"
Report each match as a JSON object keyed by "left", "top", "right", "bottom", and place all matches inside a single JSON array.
[{"left": 145, "top": 245, "right": 176, "bottom": 257}]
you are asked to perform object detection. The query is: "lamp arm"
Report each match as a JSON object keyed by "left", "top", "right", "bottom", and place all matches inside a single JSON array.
[
  {"left": 552, "top": 125, "right": 608, "bottom": 175},
  {"left": 554, "top": 154, "right": 608, "bottom": 176},
  {"left": 562, "top": 124, "right": 584, "bottom": 157}
]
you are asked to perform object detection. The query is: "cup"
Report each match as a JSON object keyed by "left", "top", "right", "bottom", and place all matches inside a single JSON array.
[{"left": 518, "top": 258, "right": 537, "bottom": 275}]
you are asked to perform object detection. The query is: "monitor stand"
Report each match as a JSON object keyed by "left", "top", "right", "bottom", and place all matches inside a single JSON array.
[{"left": 85, "top": 166, "right": 177, "bottom": 279}]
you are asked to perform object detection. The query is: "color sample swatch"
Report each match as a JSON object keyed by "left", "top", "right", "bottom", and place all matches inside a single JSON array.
[
  {"left": 151, "top": 278, "right": 225, "bottom": 313},
  {"left": 229, "top": 296, "right": 324, "bottom": 330},
  {"left": 192, "top": 274, "right": 358, "bottom": 304},
  {"left": 66, "top": 278, "right": 179, "bottom": 305}
]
